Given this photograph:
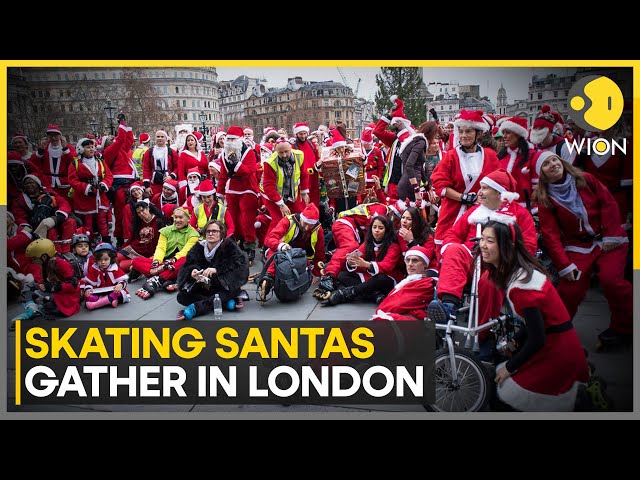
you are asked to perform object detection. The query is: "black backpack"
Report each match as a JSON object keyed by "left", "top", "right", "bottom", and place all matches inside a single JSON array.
[
  {"left": 259, "top": 248, "right": 312, "bottom": 302},
  {"left": 60, "top": 252, "right": 85, "bottom": 280}
]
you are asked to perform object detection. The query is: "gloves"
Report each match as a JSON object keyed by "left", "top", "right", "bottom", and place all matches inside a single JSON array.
[
  {"left": 151, "top": 260, "right": 160, "bottom": 269},
  {"left": 55, "top": 211, "right": 66, "bottom": 226},
  {"left": 460, "top": 192, "right": 478, "bottom": 205},
  {"left": 99, "top": 183, "right": 109, "bottom": 193}
]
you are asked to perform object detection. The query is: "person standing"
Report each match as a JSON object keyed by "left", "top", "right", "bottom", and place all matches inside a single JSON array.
[
  {"left": 142, "top": 130, "right": 178, "bottom": 197},
  {"left": 291, "top": 122, "right": 321, "bottom": 208},
  {"left": 31, "top": 124, "right": 75, "bottom": 200}
]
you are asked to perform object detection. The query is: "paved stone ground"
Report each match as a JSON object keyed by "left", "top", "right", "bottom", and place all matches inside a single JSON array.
[{"left": 6, "top": 260, "right": 634, "bottom": 415}]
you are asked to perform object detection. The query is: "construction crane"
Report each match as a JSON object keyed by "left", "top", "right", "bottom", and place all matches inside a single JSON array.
[
  {"left": 353, "top": 75, "right": 362, "bottom": 98},
  {"left": 337, "top": 67, "right": 351, "bottom": 90},
  {"left": 337, "top": 68, "right": 362, "bottom": 98}
]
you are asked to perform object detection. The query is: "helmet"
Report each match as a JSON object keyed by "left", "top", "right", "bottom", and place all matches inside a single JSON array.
[
  {"left": 25, "top": 238, "right": 56, "bottom": 259},
  {"left": 71, "top": 233, "right": 91, "bottom": 247},
  {"left": 94, "top": 242, "right": 116, "bottom": 254}
]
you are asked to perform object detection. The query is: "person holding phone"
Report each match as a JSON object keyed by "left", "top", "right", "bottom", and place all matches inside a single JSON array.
[{"left": 534, "top": 151, "right": 632, "bottom": 350}]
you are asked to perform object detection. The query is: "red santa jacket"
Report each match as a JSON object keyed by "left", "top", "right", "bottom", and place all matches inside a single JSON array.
[
  {"left": 538, "top": 172, "right": 628, "bottom": 277},
  {"left": 364, "top": 146, "right": 385, "bottom": 184},
  {"left": 499, "top": 146, "right": 536, "bottom": 207},
  {"left": 443, "top": 202, "right": 537, "bottom": 256},
  {"left": 31, "top": 142, "right": 75, "bottom": 190},
  {"left": 68, "top": 156, "right": 114, "bottom": 214},
  {"left": 12, "top": 188, "right": 73, "bottom": 228},
  {"left": 81, "top": 262, "right": 129, "bottom": 295},
  {"left": 265, "top": 214, "right": 325, "bottom": 277},
  {"left": 372, "top": 275, "right": 436, "bottom": 321},
  {"left": 291, "top": 139, "right": 320, "bottom": 174},
  {"left": 36, "top": 256, "right": 81, "bottom": 317},
  {"left": 7, "top": 226, "right": 34, "bottom": 273},
  {"left": 103, "top": 123, "right": 137, "bottom": 181},
  {"left": 334, "top": 203, "right": 390, "bottom": 244},
  {"left": 8, "top": 157, "right": 42, "bottom": 200},
  {"left": 177, "top": 150, "right": 208, "bottom": 188},
  {"left": 217, "top": 144, "right": 259, "bottom": 196},
  {"left": 142, "top": 146, "right": 178, "bottom": 187},
  {"left": 580, "top": 138, "right": 632, "bottom": 192},
  {"left": 430, "top": 145, "right": 500, "bottom": 244},
  {"left": 345, "top": 241, "right": 403, "bottom": 282}
]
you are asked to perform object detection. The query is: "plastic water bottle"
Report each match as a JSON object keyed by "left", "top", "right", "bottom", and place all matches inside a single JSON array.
[{"left": 213, "top": 294, "right": 223, "bottom": 320}]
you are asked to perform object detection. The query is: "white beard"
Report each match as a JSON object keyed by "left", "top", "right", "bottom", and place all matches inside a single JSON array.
[
  {"left": 224, "top": 138, "right": 243, "bottom": 158},
  {"left": 188, "top": 179, "right": 200, "bottom": 190},
  {"left": 529, "top": 127, "right": 550, "bottom": 145}
]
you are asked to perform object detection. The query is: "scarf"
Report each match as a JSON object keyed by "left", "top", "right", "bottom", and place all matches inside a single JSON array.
[
  {"left": 202, "top": 239, "right": 221, "bottom": 261},
  {"left": 48, "top": 143, "right": 63, "bottom": 159},
  {"left": 82, "top": 156, "right": 98, "bottom": 178},
  {"left": 548, "top": 174, "right": 594, "bottom": 235}
]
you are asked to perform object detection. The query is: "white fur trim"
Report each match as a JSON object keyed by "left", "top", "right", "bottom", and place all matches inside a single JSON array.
[
  {"left": 390, "top": 95, "right": 398, "bottom": 103},
  {"left": 467, "top": 204, "right": 495, "bottom": 225},
  {"left": 500, "top": 191, "right": 520, "bottom": 203},
  {"left": 488, "top": 210, "right": 516, "bottom": 225},
  {"left": 254, "top": 221, "right": 262, "bottom": 229},
  {"left": 369, "top": 261, "right": 380, "bottom": 275},
  {"left": 331, "top": 140, "right": 346, "bottom": 148},
  {"left": 499, "top": 120, "right": 528, "bottom": 139},
  {"left": 300, "top": 214, "right": 318, "bottom": 225},
  {"left": 534, "top": 150, "right": 557, "bottom": 176},
  {"left": 278, "top": 242, "right": 287, "bottom": 251},
  {"left": 293, "top": 125, "right": 310, "bottom": 135},
  {"left": 454, "top": 119, "right": 489, "bottom": 132},
  {"left": 481, "top": 177, "right": 506, "bottom": 193},
  {"left": 508, "top": 269, "right": 548, "bottom": 294},
  {"left": 198, "top": 187, "right": 215, "bottom": 196},
  {"left": 163, "top": 182, "right": 177, "bottom": 192},
  {"left": 405, "top": 249, "right": 429, "bottom": 265},
  {"left": 496, "top": 362, "right": 581, "bottom": 411},
  {"left": 602, "top": 236, "right": 628, "bottom": 246}
]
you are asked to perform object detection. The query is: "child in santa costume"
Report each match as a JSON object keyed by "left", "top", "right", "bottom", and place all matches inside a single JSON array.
[
  {"left": 81, "top": 242, "right": 130, "bottom": 310},
  {"left": 430, "top": 110, "right": 500, "bottom": 260},
  {"left": 534, "top": 152, "right": 632, "bottom": 350},
  {"left": 481, "top": 219, "right": 589, "bottom": 411}
]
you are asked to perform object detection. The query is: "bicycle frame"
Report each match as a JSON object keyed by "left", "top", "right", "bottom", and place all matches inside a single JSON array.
[{"left": 464, "top": 223, "right": 482, "bottom": 352}]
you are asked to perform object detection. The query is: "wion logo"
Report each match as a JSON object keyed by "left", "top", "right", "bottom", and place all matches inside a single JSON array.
[{"left": 565, "top": 75, "right": 627, "bottom": 156}]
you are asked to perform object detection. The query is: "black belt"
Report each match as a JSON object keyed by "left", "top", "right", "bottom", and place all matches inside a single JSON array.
[{"left": 545, "top": 321, "right": 573, "bottom": 334}]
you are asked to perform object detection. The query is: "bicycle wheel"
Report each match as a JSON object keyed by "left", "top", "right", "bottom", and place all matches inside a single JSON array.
[{"left": 424, "top": 347, "right": 493, "bottom": 412}]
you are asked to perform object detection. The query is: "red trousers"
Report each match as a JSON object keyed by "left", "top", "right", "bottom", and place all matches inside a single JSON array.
[
  {"left": 112, "top": 187, "right": 128, "bottom": 241},
  {"left": 308, "top": 172, "right": 320, "bottom": 209},
  {"left": 76, "top": 210, "right": 109, "bottom": 238},
  {"left": 263, "top": 197, "right": 304, "bottom": 237},
  {"left": 49, "top": 218, "right": 77, "bottom": 254},
  {"left": 131, "top": 256, "right": 186, "bottom": 282},
  {"left": 226, "top": 193, "right": 257, "bottom": 243},
  {"left": 558, "top": 244, "right": 632, "bottom": 334},
  {"left": 255, "top": 213, "right": 272, "bottom": 248},
  {"left": 324, "top": 220, "right": 359, "bottom": 278}
]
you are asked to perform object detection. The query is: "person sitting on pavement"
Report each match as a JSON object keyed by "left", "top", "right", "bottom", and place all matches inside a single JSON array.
[
  {"left": 323, "top": 215, "right": 402, "bottom": 307},
  {"left": 189, "top": 180, "right": 234, "bottom": 239},
  {"left": 10, "top": 238, "right": 80, "bottom": 330},
  {"left": 260, "top": 203, "right": 325, "bottom": 302},
  {"left": 371, "top": 246, "right": 437, "bottom": 321},
  {"left": 81, "top": 243, "right": 130, "bottom": 310},
  {"left": 132, "top": 207, "right": 199, "bottom": 299},
  {"left": 176, "top": 220, "right": 249, "bottom": 320}
]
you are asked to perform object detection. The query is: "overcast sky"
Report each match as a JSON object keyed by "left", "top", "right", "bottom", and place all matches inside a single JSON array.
[{"left": 216, "top": 67, "right": 577, "bottom": 105}]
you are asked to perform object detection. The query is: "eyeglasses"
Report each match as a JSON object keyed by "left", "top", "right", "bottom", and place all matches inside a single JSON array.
[{"left": 205, "top": 229, "right": 221, "bottom": 234}]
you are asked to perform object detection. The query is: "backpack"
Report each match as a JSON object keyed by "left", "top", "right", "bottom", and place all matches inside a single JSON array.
[
  {"left": 259, "top": 248, "right": 312, "bottom": 302},
  {"left": 60, "top": 252, "right": 85, "bottom": 280}
]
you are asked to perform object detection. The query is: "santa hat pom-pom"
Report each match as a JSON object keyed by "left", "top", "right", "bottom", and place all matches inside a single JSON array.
[
  {"left": 521, "top": 166, "right": 530, "bottom": 174},
  {"left": 500, "top": 191, "right": 520, "bottom": 203},
  {"left": 390, "top": 95, "right": 398, "bottom": 103},
  {"left": 541, "top": 104, "right": 551, "bottom": 113},
  {"left": 254, "top": 221, "right": 262, "bottom": 229}
]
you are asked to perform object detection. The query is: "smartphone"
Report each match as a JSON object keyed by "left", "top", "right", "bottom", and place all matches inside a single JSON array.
[{"left": 347, "top": 249, "right": 361, "bottom": 258}]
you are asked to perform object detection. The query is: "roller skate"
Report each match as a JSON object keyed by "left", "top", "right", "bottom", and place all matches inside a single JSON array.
[
  {"left": 136, "top": 275, "right": 163, "bottom": 300},
  {"left": 10, "top": 301, "right": 43, "bottom": 331},
  {"left": 258, "top": 273, "right": 274, "bottom": 305},
  {"left": 313, "top": 274, "right": 336, "bottom": 301}
]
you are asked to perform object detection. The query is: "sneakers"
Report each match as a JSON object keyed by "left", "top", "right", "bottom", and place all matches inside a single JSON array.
[
  {"left": 183, "top": 303, "right": 197, "bottom": 320},
  {"left": 427, "top": 300, "right": 457, "bottom": 323}
]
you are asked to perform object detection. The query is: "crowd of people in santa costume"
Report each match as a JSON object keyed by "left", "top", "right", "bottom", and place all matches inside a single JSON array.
[{"left": 6, "top": 96, "right": 633, "bottom": 411}]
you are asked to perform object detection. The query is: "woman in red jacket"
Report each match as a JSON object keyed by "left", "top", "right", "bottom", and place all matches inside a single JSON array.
[
  {"left": 177, "top": 132, "right": 208, "bottom": 189},
  {"left": 534, "top": 151, "right": 632, "bottom": 349}
]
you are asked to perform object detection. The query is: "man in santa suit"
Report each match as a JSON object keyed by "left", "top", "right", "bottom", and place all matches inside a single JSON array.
[
  {"left": 216, "top": 125, "right": 259, "bottom": 263},
  {"left": 179, "top": 167, "right": 201, "bottom": 206},
  {"left": 30, "top": 124, "right": 75, "bottom": 200},
  {"left": 291, "top": 122, "right": 321, "bottom": 209},
  {"left": 371, "top": 246, "right": 437, "bottom": 321},
  {"left": 430, "top": 109, "right": 500, "bottom": 260},
  {"left": 243, "top": 127, "right": 263, "bottom": 173},
  {"left": 8, "top": 150, "right": 41, "bottom": 200},
  {"left": 373, "top": 96, "right": 416, "bottom": 200},
  {"left": 102, "top": 120, "right": 137, "bottom": 247},
  {"left": 529, "top": 104, "right": 577, "bottom": 164},
  {"left": 313, "top": 202, "right": 390, "bottom": 299},
  {"left": 152, "top": 179, "right": 180, "bottom": 219},
  {"left": 428, "top": 170, "right": 536, "bottom": 355},
  {"left": 142, "top": 130, "right": 178, "bottom": 198},
  {"left": 260, "top": 203, "right": 325, "bottom": 303},
  {"left": 260, "top": 139, "right": 310, "bottom": 234},
  {"left": 68, "top": 138, "right": 114, "bottom": 244}
]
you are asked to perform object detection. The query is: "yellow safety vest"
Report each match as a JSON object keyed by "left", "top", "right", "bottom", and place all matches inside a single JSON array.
[
  {"left": 132, "top": 146, "right": 148, "bottom": 176},
  {"left": 281, "top": 214, "right": 320, "bottom": 261},
  {"left": 260, "top": 150, "right": 304, "bottom": 201},
  {"left": 195, "top": 202, "right": 227, "bottom": 231},
  {"left": 338, "top": 203, "right": 388, "bottom": 219}
]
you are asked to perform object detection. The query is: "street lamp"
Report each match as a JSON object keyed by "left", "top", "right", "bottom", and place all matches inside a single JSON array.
[
  {"left": 104, "top": 99, "right": 116, "bottom": 135},
  {"left": 199, "top": 110, "right": 208, "bottom": 153},
  {"left": 89, "top": 117, "right": 99, "bottom": 137}
]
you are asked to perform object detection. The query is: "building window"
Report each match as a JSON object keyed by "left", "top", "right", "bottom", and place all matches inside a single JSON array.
[
  {"left": 530, "top": 94, "right": 533, "bottom": 101},
  {"left": 565, "top": 90, "right": 569, "bottom": 96},
  {"left": 537, "top": 93, "right": 542, "bottom": 100},
  {"left": 184, "top": 114, "right": 188, "bottom": 120},
  {"left": 335, "top": 111, "right": 342, "bottom": 119},
  {"left": 175, "top": 86, "right": 179, "bottom": 94},
  {"left": 553, "top": 91, "right": 558, "bottom": 98},
  {"left": 183, "top": 100, "right": 186, "bottom": 107}
]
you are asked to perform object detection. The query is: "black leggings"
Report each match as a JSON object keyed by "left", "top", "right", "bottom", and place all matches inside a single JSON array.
[
  {"left": 176, "top": 282, "right": 239, "bottom": 315},
  {"left": 337, "top": 271, "right": 395, "bottom": 298}
]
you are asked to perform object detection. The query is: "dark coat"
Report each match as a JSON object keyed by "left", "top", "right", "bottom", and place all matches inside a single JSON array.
[
  {"left": 398, "top": 135, "right": 427, "bottom": 201},
  {"left": 177, "top": 238, "right": 249, "bottom": 295}
]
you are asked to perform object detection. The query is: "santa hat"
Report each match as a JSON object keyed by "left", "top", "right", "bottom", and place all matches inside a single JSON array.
[
  {"left": 226, "top": 126, "right": 243, "bottom": 139},
  {"left": 7, "top": 211, "right": 15, "bottom": 222},
  {"left": 534, "top": 150, "right": 559, "bottom": 177},
  {"left": 482, "top": 113, "right": 496, "bottom": 130},
  {"left": 155, "top": 130, "right": 168, "bottom": 138},
  {"left": 46, "top": 124, "right": 61, "bottom": 135},
  {"left": 454, "top": 110, "right": 489, "bottom": 132},
  {"left": 260, "top": 142, "right": 274, "bottom": 154},
  {"left": 328, "top": 126, "right": 346, "bottom": 148},
  {"left": 479, "top": 169, "right": 520, "bottom": 203},
  {"left": 492, "top": 127, "right": 502, "bottom": 138},
  {"left": 209, "top": 159, "right": 221, "bottom": 171},
  {"left": 293, "top": 122, "right": 310, "bottom": 135},
  {"left": 129, "top": 181, "right": 144, "bottom": 193},
  {"left": 366, "top": 122, "right": 376, "bottom": 130},
  {"left": 187, "top": 167, "right": 200, "bottom": 179},
  {"left": 12, "top": 131, "right": 28, "bottom": 144},
  {"left": 389, "top": 95, "right": 411, "bottom": 126},
  {"left": 191, "top": 131, "right": 203, "bottom": 143},
  {"left": 198, "top": 180, "right": 215, "bottom": 196},
  {"left": 405, "top": 246, "right": 431, "bottom": 265},
  {"left": 139, "top": 133, "right": 150, "bottom": 144},
  {"left": 498, "top": 116, "right": 529, "bottom": 139},
  {"left": 8, "top": 151, "right": 22, "bottom": 162},
  {"left": 23, "top": 174, "right": 42, "bottom": 187},
  {"left": 87, "top": 134, "right": 96, "bottom": 140},
  {"left": 243, "top": 126, "right": 253, "bottom": 135},
  {"left": 264, "top": 126, "right": 277, "bottom": 136},
  {"left": 388, "top": 199, "right": 407, "bottom": 218},
  {"left": 162, "top": 204, "right": 179, "bottom": 219},
  {"left": 215, "top": 131, "right": 226, "bottom": 143},
  {"left": 175, "top": 124, "right": 190, "bottom": 134},
  {"left": 361, "top": 129, "right": 373, "bottom": 143},
  {"left": 532, "top": 105, "right": 557, "bottom": 131},
  {"left": 300, "top": 203, "right": 320, "bottom": 225},
  {"left": 163, "top": 179, "right": 178, "bottom": 192}
]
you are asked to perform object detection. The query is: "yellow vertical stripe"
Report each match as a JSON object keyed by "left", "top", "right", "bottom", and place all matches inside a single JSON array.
[
  {"left": 15, "top": 320, "right": 21, "bottom": 406},
  {"left": 1, "top": 66, "right": 7, "bottom": 206}
]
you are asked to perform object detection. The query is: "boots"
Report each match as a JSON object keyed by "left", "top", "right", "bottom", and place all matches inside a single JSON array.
[
  {"left": 325, "top": 286, "right": 357, "bottom": 306},
  {"left": 86, "top": 295, "right": 112, "bottom": 310},
  {"left": 10, "top": 301, "right": 42, "bottom": 331},
  {"left": 244, "top": 240, "right": 257, "bottom": 265}
]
